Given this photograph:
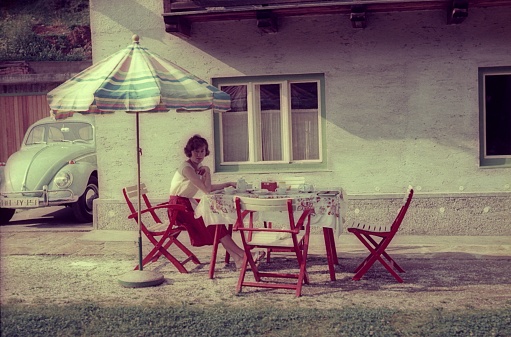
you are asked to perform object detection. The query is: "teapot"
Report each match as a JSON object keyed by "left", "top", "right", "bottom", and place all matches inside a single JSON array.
[{"left": 236, "top": 178, "right": 247, "bottom": 192}]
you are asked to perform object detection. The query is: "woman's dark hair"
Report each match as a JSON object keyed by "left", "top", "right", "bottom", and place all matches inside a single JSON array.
[{"left": 184, "top": 134, "right": 210, "bottom": 158}]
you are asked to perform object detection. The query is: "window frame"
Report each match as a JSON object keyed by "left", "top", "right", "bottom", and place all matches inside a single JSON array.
[
  {"left": 212, "top": 73, "right": 327, "bottom": 173},
  {"left": 478, "top": 66, "right": 511, "bottom": 168}
]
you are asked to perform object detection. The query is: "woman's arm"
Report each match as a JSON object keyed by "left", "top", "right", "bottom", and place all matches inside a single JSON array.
[
  {"left": 200, "top": 166, "right": 236, "bottom": 191},
  {"left": 211, "top": 181, "right": 235, "bottom": 191},
  {"left": 182, "top": 165, "right": 211, "bottom": 193},
  {"left": 182, "top": 165, "right": 235, "bottom": 193}
]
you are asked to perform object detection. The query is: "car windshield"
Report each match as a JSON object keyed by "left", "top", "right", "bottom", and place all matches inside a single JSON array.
[{"left": 25, "top": 122, "right": 94, "bottom": 145}]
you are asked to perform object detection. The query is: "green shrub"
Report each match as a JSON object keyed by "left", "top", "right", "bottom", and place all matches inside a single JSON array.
[{"left": 0, "top": 0, "right": 90, "bottom": 61}]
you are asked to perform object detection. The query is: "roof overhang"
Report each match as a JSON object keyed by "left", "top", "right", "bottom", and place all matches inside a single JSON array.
[{"left": 163, "top": 0, "right": 511, "bottom": 37}]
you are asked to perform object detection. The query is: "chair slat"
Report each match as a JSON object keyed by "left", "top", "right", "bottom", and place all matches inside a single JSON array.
[
  {"left": 281, "top": 177, "right": 305, "bottom": 189},
  {"left": 237, "top": 196, "right": 289, "bottom": 212},
  {"left": 124, "top": 183, "right": 148, "bottom": 198}
]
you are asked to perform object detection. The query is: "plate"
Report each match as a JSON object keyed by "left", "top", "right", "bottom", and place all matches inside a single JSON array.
[
  {"left": 251, "top": 189, "right": 269, "bottom": 195},
  {"left": 223, "top": 188, "right": 236, "bottom": 195},
  {"left": 317, "top": 191, "right": 339, "bottom": 196}
]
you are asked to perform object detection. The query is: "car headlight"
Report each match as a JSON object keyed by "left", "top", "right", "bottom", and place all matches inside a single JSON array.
[{"left": 54, "top": 171, "right": 73, "bottom": 189}]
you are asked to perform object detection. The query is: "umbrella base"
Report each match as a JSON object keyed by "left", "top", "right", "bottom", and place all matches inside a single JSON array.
[{"left": 118, "top": 270, "right": 165, "bottom": 288}]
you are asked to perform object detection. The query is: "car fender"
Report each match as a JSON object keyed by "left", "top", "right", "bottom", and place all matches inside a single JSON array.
[
  {"left": 48, "top": 160, "right": 98, "bottom": 198},
  {"left": 3, "top": 144, "right": 95, "bottom": 192}
]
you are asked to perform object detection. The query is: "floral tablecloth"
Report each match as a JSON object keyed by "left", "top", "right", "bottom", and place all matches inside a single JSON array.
[{"left": 195, "top": 189, "right": 347, "bottom": 236}]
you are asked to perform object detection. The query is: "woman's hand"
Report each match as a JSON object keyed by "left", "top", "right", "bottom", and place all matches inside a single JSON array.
[{"left": 196, "top": 166, "right": 210, "bottom": 177}]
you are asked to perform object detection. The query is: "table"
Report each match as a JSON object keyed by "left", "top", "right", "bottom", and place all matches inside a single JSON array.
[{"left": 195, "top": 188, "right": 347, "bottom": 280}]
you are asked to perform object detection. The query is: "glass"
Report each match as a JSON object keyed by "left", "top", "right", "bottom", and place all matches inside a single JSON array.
[
  {"left": 291, "top": 82, "right": 320, "bottom": 160},
  {"left": 221, "top": 85, "right": 249, "bottom": 162},
  {"left": 259, "top": 84, "right": 282, "bottom": 161}
]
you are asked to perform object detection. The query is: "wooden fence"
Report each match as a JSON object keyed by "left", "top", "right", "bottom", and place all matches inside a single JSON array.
[
  {"left": 0, "top": 95, "right": 50, "bottom": 162},
  {"left": 0, "top": 61, "right": 92, "bottom": 163}
]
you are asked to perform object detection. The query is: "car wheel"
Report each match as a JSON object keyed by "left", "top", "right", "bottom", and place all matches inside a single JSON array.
[
  {"left": 0, "top": 208, "right": 16, "bottom": 225},
  {"left": 71, "top": 176, "right": 99, "bottom": 223}
]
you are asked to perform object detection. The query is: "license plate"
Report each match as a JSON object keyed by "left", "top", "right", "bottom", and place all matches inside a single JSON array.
[{"left": 0, "top": 198, "right": 39, "bottom": 208}]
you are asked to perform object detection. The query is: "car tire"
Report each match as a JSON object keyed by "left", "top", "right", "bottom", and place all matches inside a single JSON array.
[
  {"left": 0, "top": 208, "right": 16, "bottom": 225},
  {"left": 71, "top": 175, "right": 99, "bottom": 223}
]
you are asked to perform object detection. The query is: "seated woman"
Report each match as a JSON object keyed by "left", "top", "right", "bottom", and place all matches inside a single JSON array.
[{"left": 169, "top": 134, "right": 263, "bottom": 269}]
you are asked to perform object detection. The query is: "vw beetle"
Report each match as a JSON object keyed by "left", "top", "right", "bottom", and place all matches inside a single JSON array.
[{"left": 0, "top": 114, "right": 98, "bottom": 224}]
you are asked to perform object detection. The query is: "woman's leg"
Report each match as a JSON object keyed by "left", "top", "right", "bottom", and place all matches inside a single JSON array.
[
  {"left": 219, "top": 236, "right": 245, "bottom": 268},
  {"left": 219, "top": 236, "right": 265, "bottom": 269}
]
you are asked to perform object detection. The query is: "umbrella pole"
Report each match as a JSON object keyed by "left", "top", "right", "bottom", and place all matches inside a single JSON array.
[
  {"left": 136, "top": 112, "right": 144, "bottom": 271},
  {"left": 118, "top": 112, "right": 164, "bottom": 288}
]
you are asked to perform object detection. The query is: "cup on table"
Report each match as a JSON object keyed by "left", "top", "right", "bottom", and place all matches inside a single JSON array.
[{"left": 236, "top": 178, "right": 247, "bottom": 192}]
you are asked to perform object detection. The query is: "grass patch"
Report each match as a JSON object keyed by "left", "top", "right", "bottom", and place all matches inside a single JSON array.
[{"left": 1, "top": 303, "right": 510, "bottom": 337}]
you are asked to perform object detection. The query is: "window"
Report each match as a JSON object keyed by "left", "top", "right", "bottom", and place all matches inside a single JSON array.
[
  {"left": 25, "top": 126, "right": 45, "bottom": 145},
  {"left": 479, "top": 67, "right": 511, "bottom": 167},
  {"left": 48, "top": 126, "right": 65, "bottom": 142},
  {"left": 213, "top": 74, "right": 325, "bottom": 172},
  {"left": 25, "top": 123, "right": 94, "bottom": 145}
]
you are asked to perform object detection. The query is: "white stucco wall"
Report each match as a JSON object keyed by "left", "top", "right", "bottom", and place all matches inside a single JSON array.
[{"left": 89, "top": 0, "right": 510, "bottom": 233}]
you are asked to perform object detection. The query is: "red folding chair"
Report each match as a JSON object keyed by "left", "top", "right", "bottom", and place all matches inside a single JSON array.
[
  {"left": 234, "top": 196, "right": 313, "bottom": 297},
  {"left": 168, "top": 197, "right": 232, "bottom": 279},
  {"left": 122, "top": 184, "right": 200, "bottom": 273},
  {"left": 208, "top": 223, "right": 233, "bottom": 279},
  {"left": 347, "top": 186, "right": 413, "bottom": 282}
]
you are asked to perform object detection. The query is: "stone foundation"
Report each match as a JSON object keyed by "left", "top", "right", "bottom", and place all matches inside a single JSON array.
[
  {"left": 93, "top": 193, "right": 511, "bottom": 236},
  {"left": 347, "top": 193, "right": 510, "bottom": 236}
]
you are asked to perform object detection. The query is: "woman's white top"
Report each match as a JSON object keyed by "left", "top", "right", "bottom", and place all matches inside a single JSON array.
[{"left": 169, "top": 161, "right": 200, "bottom": 200}]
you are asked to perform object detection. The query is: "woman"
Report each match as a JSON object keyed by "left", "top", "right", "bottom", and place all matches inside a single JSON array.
[{"left": 169, "top": 134, "right": 263, "bottom": 269}]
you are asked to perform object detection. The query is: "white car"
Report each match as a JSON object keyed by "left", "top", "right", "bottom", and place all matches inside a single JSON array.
[{"left": 0, "top": 114, "right": 98, "bottom": 224}]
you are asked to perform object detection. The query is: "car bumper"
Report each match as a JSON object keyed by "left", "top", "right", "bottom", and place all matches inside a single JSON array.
[{"left": 0, "top": 186, "right": 77, "bottom": 209}]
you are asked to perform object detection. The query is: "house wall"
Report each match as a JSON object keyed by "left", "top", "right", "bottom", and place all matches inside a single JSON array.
[{"left": 89, "top": 0, "right": 511, "bottom": 234}]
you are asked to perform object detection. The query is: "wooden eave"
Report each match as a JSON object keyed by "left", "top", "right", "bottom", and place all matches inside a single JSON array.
[{"left": 163, "top": 0, "right": 511, "bottom": 28}]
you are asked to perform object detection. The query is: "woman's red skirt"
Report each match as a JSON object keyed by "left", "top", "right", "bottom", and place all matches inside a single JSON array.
[{"left": 168, "top": 196, "right": 228, "bottom": 247}]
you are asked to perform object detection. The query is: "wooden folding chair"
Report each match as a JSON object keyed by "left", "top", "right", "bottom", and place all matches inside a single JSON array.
[
  {"left": 234, "top": 196, "right": 313, "bottom": 297},
  {"left": 168, "top": 196, "right": 232, "bottom": 279},
  {"left": 208, "top": 223, "right": 233, "bottom": 279},
  {"left": 347, "top": 186, "right": 414, "bottom": 283},
  {"left": 122, "top": 184, "right": 200, "bottom": 273},
  {"left": 263, "top": 177, "right": 305, "bottom": 264}
]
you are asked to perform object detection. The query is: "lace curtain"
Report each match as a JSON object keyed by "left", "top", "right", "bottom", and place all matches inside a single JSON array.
[{"left": 221, "top": 82, "right": 319, "bottom": 162}]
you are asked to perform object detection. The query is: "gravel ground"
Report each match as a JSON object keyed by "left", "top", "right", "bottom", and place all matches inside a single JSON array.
[
  {"left": 2, "top": 253, "right": 510, "bottom": 310},
  {"left": 1, "top": 224, "right": 510, "bottom": 311}
]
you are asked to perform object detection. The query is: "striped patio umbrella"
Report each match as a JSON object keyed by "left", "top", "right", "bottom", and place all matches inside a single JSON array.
[
  {"left": 48, "top": 35, "right": 230, "bottom": 115},
  {"left": 47, "top": 35, "right": 231, "bottom": 287}
]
